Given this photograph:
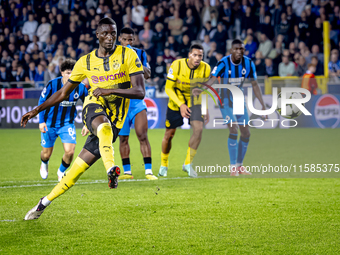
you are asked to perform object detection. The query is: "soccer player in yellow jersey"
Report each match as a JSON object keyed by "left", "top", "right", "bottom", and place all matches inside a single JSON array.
[
  {"left": 21, "top": 17, "right": 145, "bottom": 220},
  {"left": 158, "top": 44, "right": 211, "bottom": 178}
]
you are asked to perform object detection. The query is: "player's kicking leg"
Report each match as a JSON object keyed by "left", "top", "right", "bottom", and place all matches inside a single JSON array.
[
  {"left": 158, "top": 128, "right": 176, "bottom": 177},
  {"left": 57, "top": 143, "right": 75, "bottom": 181},
  {"left": 237, "top": 124, "right": 251, "bottom": 175},
  {"left": 134, "top": 110, "right": 157, "bottom": 180},
  {"left": 25, "top": 148, "right": 99, "bottom": 220},
  {"left": 182, "top": 120, "right": 203, "bottom": 178}
]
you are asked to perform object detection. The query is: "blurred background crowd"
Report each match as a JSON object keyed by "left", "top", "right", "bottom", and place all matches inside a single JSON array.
[{"left": 0, "top": 0, "right": 340, "bottom": 90}]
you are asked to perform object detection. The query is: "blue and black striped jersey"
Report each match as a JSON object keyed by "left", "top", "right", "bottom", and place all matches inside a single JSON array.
[
  {"left": 38, "top": 77, "right": 88, "bottom": 128},
  {"left": 211, "top": 55, "right": 257, "bottom": 103}
]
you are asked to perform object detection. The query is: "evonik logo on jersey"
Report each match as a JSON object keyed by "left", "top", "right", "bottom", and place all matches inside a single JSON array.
[{"left": 91, "top": 72, "right": 126, "bottom": 84}]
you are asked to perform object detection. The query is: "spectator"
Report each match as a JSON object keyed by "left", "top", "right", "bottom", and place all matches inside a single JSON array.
[
  {"left": 182, "top": 8, "right": 196, "bottom": 41},
  {"left": 152, "top": 55, "right": 167, "bottom": 92},
  {"left": 22, "top": 13, "right": 38, "bottom": 41},
  {"left": 67, "top": 22, "right": 80, "bottom": 48},
  {"left": 292, "top": 0, "right": 307, "bottom": 17},
  {"left": 260, "top": 15, "right": 275, "bottom": 40},
  {"left": 27, "top": 36, "right": 43, "bottom": 53},
  {"left": 11, "top": 8, "right": 21, "bottom": 32},
  {"left": 219, "top": 0, "right": 233, "bottom": 38},
  {"left": 168, "top": 10, "right": 183, "bottom": 42},
  {"left": 328, "top": 53, "right": 340, "bottom": 78},
  {"left": 311, "top": 56, "right": 323, "bottom": 75},
  {"left": 178, "top": 34, "right": 191, "bottom": 58},
  {"left": 209, "top": 51, "right": 224, "bottom": 67},
  {"left": 241, "top": 6, "right": 256, "bottom": 38},
  {"left": 279, "top": 55, "right": 295, "bottom": 77},
  {"left": 294, "top": 10, "right": 310, "bottom": 43},
  {"left": 163, "top": 48, "right": 176, "bottom": 67},
  {"left": 139, "top": 22, "right": 154, "bottom": 50},
  {"left": 0, "top": 63, "right": 11, "bottom": 82},
  {"left": 34, "top": 63, "right": 45, "bottom": 87},
  {"left": 271, "top": 0, "right": 282, "bottom": 28},
  {"left": 152, "top": 23, "right": 166, "bottom": 56},
  {"left": 7, "top": 43, "right": 16, "bottom": 58},
  {"left": 10, "top": 59, "right": 19, "bottom": 78},
  {"left": 18, "top": 45, "right": 27, "bottom": 61},
  {"left": 275, "top": 12, "right": 293, "bottom": 44},
  {"left": 264, "top": 58, "right": 278, "bottom": 77},
  {"left": 0, "top": 9, "right": 10, "bottom": 29},
  {"left": 51, "top": 14, "right": 64, "bottom": 44},
  {"left": 288, "top": 42, "right": 297, "bottom": 60},
  {"left": 286, "top": 5, "right": 296, "bottom": 25},
  {"left": 1, "top": 50, "right": 13, "bottom": 69},
  {"left": 255, "top": 51, "right": 266, "bottom": 76},
  {"left": 306, "top": 45, "right": 324, "bottom": 64},
  {"left": 131, "top": 0, "right": 145, "bottom": 32},
  {"left": 245, "top": 33, "right": 257, "bottom": 59},
  {"left": 36, "top": 16, "right": 51, "bottom": 43},
  {"left": 199, "top": 21, "right": 217, "bottom": 41},
  {"left": 202, "top": 35, "right": 212, "bottom": 61},
  {"left": 165, "top": 36, "right": 179, "bottom": 56},
  {"left": 212, "top": 22, "right": 227, "bottom": 51},
  {"left": 258, "top": 6, "right": 267, "bottom": 26},
  {"left": 302, "top": 64, "right": 318, "bottom": 95},
  {"left": 309, "top": 17, "right": 323, "bottom": 48},
  {"left": 13, "top": 64, "right": 29, "bottom": 83},
  {"left": 44, "top": 62, "right": 57, "bottom": 84},
  {"left": 201, "top": 0, "right": 218, "bottom": 26},
  {"left": 28, "top": 61, "right": 37, "bottom": 81},
  {"left": 207, "top": 42, "right": 217, "bottom": 66},
  {"left": 258, "top": 33, "right": 273, "bottom": 58},
  {"left": 295, "top": 55, "right": 308, "bottom": 76}
]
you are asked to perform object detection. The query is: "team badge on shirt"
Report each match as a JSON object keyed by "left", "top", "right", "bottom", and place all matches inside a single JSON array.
[
  {"left": 112, "top": 60, "right": 120, "bottom": 70},
  {"left": 135, "top": 58, "right": 142, "bottom": 68}
]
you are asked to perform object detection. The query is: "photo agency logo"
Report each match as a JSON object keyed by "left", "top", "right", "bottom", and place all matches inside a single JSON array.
[{"left": 199, "top": 85, "right": 312, "bottom": 128}]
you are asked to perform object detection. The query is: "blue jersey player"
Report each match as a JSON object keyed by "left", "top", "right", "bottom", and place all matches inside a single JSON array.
[
  {"left": 208, "top": 39, "right": 267, "bottom": 176},
  {"left": 117, "top": 27, "right": 158, "bottom": 180},
  {"left": 39, "top": 59, "right": 88, "bottom": 181}
]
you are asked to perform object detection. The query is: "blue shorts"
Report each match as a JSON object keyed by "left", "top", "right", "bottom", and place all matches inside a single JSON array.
[
  {"left": 220, "top": 98, "right": 249, "bottom": 126},
  {"left": 41, "top": 124, "right": 76, "bottom": 148},
  {"left": 119, "top": 100, "right": 147, "bottom": 136}
]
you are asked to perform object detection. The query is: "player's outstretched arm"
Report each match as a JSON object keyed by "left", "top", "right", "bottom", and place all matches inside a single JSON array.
[
  {"left": 92, "top": 73, "right": 145, "bottom": 99},
  {"left": 21, "top": 81, "right": 80, "bottom": 127}
]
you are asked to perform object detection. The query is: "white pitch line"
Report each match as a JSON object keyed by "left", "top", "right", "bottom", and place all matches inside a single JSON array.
[{"left": 0, "top": 177, "right": 191, "bottom": 189}]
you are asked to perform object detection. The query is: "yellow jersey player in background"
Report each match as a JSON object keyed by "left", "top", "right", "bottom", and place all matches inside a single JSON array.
[
  {"left": 158, "top": 44, "right": 211, "bottom": 178},
  {"left": 21, "top": 17, "right": 145, "bottom": 220}
]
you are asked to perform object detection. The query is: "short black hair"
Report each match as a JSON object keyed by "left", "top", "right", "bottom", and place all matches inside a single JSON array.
[
  {"left": 60, "top": 58, "right": 76, "bottom": 72},
  {"left": 232, "top": 39, "right": 244, "bottom": 46},
  {"left": 120, "top": 27, "right": 135, "bottom": 36},
  {"left": 189, "top": 44, "right": 204, "bottom": 52},
  {"left": 97, "top": 17, "right": 116, "bottom": 30}
]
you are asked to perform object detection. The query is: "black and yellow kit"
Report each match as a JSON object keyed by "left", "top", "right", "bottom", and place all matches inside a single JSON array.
[
  {"left": 165, "top": 58, "right": 211, "bottom": 129},
  {"left": 68, "top": 46, "right": 143, "bottom": 157}
]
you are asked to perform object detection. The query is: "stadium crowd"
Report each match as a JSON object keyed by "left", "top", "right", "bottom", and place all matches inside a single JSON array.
[{"left": 0, "top": 0, "right": 340, "bottom": 90}]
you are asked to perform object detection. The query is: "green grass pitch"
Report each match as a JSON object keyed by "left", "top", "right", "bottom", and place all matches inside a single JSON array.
[{"left": 0, "top": 128, "right": 340, "bottom": 254}]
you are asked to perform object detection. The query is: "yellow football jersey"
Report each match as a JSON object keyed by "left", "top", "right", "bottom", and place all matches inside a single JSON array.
[
  {"left": 166, "top": 58, "right": 211, "bottom": 110},
  {"left": 69, "top": 45, "right": 143, "bottom": 129}
]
